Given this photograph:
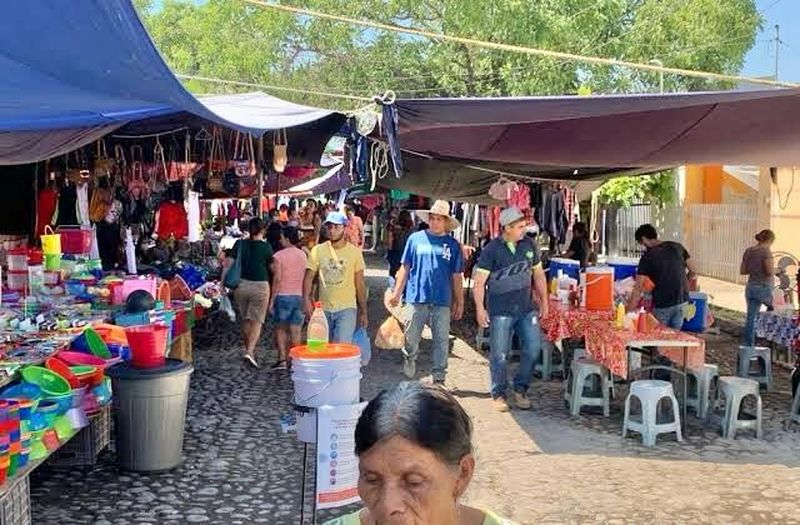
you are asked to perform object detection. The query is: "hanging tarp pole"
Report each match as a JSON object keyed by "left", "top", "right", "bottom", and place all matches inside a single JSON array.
[{"left": 256, "top": 135, "right": 265, "bottom": 219}]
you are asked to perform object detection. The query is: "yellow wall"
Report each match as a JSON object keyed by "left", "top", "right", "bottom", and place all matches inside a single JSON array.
[
  {"left": 683, "top": 164, "right": 755, "bottom": 205},
  {"left": 769, "top": 167, "right": 800, "bottom": 259}
]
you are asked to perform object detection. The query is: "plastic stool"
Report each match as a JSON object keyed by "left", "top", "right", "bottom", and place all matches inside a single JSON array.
[
  {"left": 536, "top": 340, "right": 564, "bottom": 381},
  {"left": 791, "top": 385, "right": 800, "bottom": 424},
  {"left": 622, "top": 380, "right": 683, "bottom": 447},
  {"left": 715, "top": 376, "right": 762, "bottom": 439},
  {"left": 686, "top": 364, "right": 719, "bottom": 420},
  {"left": 475, "top": 327, "right": 489, "bottom": 351},
  {"left": 736, "top": 346, "right": 772, "bottom": 391},
  {"left": 565, "top": 359, "right": 613, "bottom": 417}
]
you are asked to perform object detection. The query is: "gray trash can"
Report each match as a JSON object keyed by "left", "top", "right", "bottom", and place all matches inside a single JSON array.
[{"left": 106, "top": 359, "right": 193, "bottom": 472}]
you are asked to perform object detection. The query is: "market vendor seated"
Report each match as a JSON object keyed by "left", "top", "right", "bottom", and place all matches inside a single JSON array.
[
  {"left": 560, "top": 222, "right": 593, "bottom": 269},
  {"left": 626, "top": 224, "right": 697, "bottom": 330}
]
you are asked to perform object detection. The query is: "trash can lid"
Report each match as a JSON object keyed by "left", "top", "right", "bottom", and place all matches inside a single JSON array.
[{"left": 106, "top": 358, "right": 193, "bottom": 380}]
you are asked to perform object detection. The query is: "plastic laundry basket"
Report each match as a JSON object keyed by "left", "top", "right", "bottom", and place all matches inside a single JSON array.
[{"left": 106, "top": 359, "right": 193, "bottom": 472}]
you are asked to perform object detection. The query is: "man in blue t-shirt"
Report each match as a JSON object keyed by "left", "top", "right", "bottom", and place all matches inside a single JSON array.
[
  {"left": 389, "top": 200, "right": 464, "bottom": 386},
  {"left": 473, "top": 207, "right": 549, "bottom": 412}
]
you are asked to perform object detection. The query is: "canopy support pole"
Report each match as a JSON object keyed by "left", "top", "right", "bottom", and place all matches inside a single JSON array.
[{"left": 256, "top": 135, "right": 265, "bottom": 219}]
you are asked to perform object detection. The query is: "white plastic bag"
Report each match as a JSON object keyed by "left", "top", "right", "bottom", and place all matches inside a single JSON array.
[
  {"left": 220, "top": 295, "right": 236, "bottom": 322},
  {"left": 124, "top": 227, "right": 137, "bottom": 275}
]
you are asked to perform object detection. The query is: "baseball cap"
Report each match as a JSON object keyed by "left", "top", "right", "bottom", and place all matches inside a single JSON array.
[
  {"left": 499, "top": 207, "right": 525, "bottom": 227},
  {"left": 325, "top": 211, "right": 348, "bottom": 225}
]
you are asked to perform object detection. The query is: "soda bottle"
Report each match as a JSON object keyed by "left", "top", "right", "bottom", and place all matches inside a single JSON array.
[{"left": 307, "top": 301, "right": 329, "bottom": 351}]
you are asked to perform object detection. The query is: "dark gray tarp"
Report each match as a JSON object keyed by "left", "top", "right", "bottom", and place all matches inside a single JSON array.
[
  {"left": 377, "top": 155, "right": 659, "bottom": 204},
  {"left": 393, "top": 89, "right": 800, "bottom": 172}
]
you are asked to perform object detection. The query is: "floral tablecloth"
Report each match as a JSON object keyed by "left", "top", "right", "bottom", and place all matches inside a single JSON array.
[
  {"left": 542, "top": 302, "right": 705, "bottom": 378},
  {"left": 756, "top": 310, "right": 800, "bottom": 356},
  {"left": 540, "top": 302, "right": 613, "bottom": 343}
]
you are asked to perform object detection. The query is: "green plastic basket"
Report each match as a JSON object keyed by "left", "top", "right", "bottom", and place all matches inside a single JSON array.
[{"left": 21, "top": 366, "right": 71, "bottom": 396}]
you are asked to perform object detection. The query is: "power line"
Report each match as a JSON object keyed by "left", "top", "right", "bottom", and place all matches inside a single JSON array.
[
  {"left": 175, "top": 73, "right": 373, "bottom": 103},
  {"left": 243, "top": 0, "right": 798, "bottom": 88}
]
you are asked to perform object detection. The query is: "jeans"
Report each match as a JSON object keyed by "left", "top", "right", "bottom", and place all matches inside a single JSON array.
[
  {"left": 489, "top": 311, "right": 542, "bottom": 399},
  {"left": 325, "top": 308, "right": 357, "bottom": 344},
  {"left": 403, "top": 304, "right": 451, "bottom": 381},
  {"left": 653, "top": 303, "right": 688, "bottom": 330},
  {"left": 744, "top": 282, "right": 773, "bottom": 346}
]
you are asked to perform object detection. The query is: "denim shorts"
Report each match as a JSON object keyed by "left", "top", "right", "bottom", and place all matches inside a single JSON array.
[{"left": 273, "top": 295, "right": 304, "bottom": 326}]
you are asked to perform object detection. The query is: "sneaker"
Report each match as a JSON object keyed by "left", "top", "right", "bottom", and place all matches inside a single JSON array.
[
  {"left": 270, "top": 360, "right": 288, "bottom": 371},
  {"left": 243, "top": 354, "right": 260, "bottom": 369},
  {"left": 402, "top": 358, "right": 416, "bottom": 379},
  {"left": 493, "top": 397, "right": 510, "bottom": 413},
  {"left": 512, "top": 390, "right": 532, "bottom": 410}
]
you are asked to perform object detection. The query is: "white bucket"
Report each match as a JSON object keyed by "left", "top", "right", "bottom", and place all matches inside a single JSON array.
[{"left": 292, "top": 355, "right": 361, "bottom": 443}]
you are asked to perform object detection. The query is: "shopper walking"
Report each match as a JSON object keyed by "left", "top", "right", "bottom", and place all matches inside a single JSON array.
[
  {"left": 385, "top": 209, "right": 414, "bottom": 279},
  {"left": 303, "top": 211, "right": 368, "bottom": 344},
  {"left": 268, "top": 226, "right": 308, "bottom": 370},
  {"left": 741, "top": 229, "right": 776, "bottom": 346},
  {"left": 472, "top": 207, "right": 548, "bottom": 412},
  {"left": 223, "top": 217, "right": 274, "bottom": 369},
  {"left": 389, "top": 200, "right": 464, "bottom": 387},
  {"left": 344, "top": 205, "right": 365, "bottom": 249}
]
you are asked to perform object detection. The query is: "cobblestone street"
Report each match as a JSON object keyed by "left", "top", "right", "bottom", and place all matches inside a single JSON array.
[{"left": 29, "top": 257, "right": 800, "bottom": 524}]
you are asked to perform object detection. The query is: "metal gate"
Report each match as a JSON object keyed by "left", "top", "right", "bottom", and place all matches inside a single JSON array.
[{"left": 684, "top": 203, "right": 757, "bottom": 284}]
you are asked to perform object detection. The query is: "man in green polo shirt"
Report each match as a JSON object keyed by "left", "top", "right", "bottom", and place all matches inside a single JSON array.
[{"left": 473, "top": 207, "right": 549, "bottom": 412}]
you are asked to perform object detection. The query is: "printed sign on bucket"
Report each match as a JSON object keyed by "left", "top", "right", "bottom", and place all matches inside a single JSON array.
[{"left": 316, "top": 402, "right": 368, "bottom": 510}]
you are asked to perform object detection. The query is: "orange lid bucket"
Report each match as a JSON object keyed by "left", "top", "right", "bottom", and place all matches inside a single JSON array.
[{"left": 289, "top": 344, "right": 360, "bottom": 360}]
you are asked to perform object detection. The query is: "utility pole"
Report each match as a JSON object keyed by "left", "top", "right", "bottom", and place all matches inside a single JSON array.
[{"left": 774, "top": 24, "right": 781, "bottom": 81}]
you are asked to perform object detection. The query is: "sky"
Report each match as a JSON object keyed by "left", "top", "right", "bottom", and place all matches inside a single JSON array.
[{"left": 742, "top": 0, "right": 798, "bottom": 81}]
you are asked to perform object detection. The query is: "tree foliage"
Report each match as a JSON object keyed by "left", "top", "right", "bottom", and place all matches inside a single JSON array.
[
  {"left": 135, "top": 0, "right": 761, "bottom": 203},
  {"left": 597, "top": 171, "right": 675, "bottom": 207},
  {"left": 136, "top": 0, "right": 761, "bottom": 108}
]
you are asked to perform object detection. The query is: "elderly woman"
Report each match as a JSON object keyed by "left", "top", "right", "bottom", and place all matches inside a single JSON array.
[{"left": 325, "top": 382, "right": 514, "bottom": 525}]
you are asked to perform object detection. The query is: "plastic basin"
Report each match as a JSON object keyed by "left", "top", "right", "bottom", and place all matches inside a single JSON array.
[
  {"left": 56, "top": 351, "right": 107, "bottom": 368},
  {"left": 21, "top": 366, "right": 71, "bottom": 396}
]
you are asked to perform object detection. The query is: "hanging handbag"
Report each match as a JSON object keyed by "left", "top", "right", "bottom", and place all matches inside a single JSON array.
[
  {"left": 93, "top": 140, "right": 115, "bottom": 178},
  {"left": 223, "top": 239, "right": 249, "bottom": 289},
  {"left": 207, "top": 127, "right": 226, "bottom": 194},
  {"left": 168, "top": 132, "right": 202, "bottom": 182},
  {"left": 273, "top": 128, "right": 288, "bottom": 173},
  {"left": 229, "top": 131, "right": 257, "bottom": 177}
]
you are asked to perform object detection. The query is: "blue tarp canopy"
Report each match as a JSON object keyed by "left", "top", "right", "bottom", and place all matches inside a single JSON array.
[{"left": 0, "top": 0, "right": 342, "bottom": 164}]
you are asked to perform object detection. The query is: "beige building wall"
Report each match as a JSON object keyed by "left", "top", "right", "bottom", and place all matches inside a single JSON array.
[{"left": 765, "top": 166, "right": 800, "bottom": 259}]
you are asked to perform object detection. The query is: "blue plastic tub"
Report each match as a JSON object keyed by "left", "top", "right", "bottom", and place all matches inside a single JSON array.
[
  {"left": 607, "top": 257, "right": 639, "bottom": 281},
  {"left": 682, "top": 292, "right": 709, "bottom": 333},
  {"left": 548, "top": 257, "right": 581, "bottom": 281}
]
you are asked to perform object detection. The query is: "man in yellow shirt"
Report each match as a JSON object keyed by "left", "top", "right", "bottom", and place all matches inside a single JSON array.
[{"left": 304, "top": 211, "right": 368, "bottom": 343}]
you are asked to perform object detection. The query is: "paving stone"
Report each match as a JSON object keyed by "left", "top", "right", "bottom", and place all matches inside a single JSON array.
[{"left": 24, "top": 255, "right": 800, "bottom": 523}]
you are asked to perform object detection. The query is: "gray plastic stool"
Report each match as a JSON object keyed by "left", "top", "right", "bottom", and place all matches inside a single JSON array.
[
  {"left": 715, "top": 376, "right": 763, "bottom": 439},
  {"left": 791, "top": 385, "right": 800, "bottom": 424},
  {"left": 686, "top": 363, "right": 719, "bottom": 420},
  {"left": 476, "top": 326, "right": 489, "bottom": 351},
  {"left": 736, "top": 346, "right": 772, "bottom": 391},
  {"left": 536, "top": 340, "right": 564, "bottom": 381},
  {"left": 623, "top": 380, "right": 683, "bottom": 447},
  {"left": 565, "top": 359, "right": 613, "bottom": 417}
]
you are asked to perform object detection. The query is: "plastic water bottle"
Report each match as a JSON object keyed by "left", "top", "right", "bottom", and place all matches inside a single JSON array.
[{"left": 307, "top": 302, "right": 329, "bottom": 351}]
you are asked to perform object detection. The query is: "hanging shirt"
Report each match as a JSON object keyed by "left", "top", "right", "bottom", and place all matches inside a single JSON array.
[
  {"left": 36, "top": 187, "right": 58, "bottom": 236},
  {"left": 401, "top": 230, "right": 463, "bottom": 307},
  {"left": 76, "top": 182, "right": 90, "bottom": 226},
  {"left": 156, "top": 201, "right": 189, "bottom": 241},
  {"left": 56, "top": 183, "right": 79, "bottom": 226}
]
